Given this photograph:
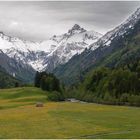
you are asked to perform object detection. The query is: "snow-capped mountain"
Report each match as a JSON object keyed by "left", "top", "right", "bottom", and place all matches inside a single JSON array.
[
  {"left": 0, "top": 50, "right": 35, "bottom": 83},
  {"left": 0, "top": 32, "right": 47, "bottom": 71},
  {"left": 0, "top": 24, "right": 102, "bottom": 73},
  {"left": 90, "top": 7, "right": 140, "bottom": 51},
  {"left": 44, "top": 24, "right": 102, "bottom": 71}
]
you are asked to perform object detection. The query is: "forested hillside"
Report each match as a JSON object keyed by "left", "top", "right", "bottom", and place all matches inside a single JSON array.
[
  {"left": 0, "top": 66, "right": 21, "bottom": 88},
  {"left": 68, "top": 66, "right": 140, "bottom": 106}
]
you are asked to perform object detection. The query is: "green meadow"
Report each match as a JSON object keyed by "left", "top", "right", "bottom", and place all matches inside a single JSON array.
[{"left": 0, "top": 87, "right": 140, "bottom": 138}]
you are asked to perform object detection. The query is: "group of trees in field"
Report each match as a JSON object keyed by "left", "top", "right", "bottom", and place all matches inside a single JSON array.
[
  {"left": 34, "top": 71, "right": 60, "bottom": 92},
  {"left": 34, "top": 71, "right": 64, "bottom": 101}
]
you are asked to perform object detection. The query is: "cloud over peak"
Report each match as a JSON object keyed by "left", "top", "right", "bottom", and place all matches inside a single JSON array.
[{"left": 0, "top": 1, "right": 139, "bottom": 41}]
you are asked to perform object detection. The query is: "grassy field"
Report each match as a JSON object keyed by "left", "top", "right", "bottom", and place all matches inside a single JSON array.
[{"left": 0, "top": 87, "right": 140, "bottom": 138}]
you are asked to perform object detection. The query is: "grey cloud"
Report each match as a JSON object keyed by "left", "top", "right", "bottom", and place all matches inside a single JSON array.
[{"left": 0, "top": 1, "right": 140, "bottom": 41}]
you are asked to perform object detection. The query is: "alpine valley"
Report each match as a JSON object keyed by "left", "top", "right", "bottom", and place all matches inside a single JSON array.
[{"left": 1, "top": 3, "right": 140, "bottom": 139}]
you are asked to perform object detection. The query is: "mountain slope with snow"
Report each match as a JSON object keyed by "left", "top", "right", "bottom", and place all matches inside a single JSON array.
[
  {"left": 0, "top": 24, "right": 102, "bottom": 72},
  {"left": 45, "top": 24, "right": 102, "bottom": 71},
  {"left": 89, "top": 8, "right": 140, "bottom": 51}
]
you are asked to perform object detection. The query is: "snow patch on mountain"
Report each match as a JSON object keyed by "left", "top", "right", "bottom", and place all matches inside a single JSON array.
[
  {"left": 46, "top": 24, "right": 102, "bottom": 67},
  {"left": 90, "top": 7, "right": 140, "bottom": 51}
]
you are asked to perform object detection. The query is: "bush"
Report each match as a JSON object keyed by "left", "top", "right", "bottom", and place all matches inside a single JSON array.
[
  {"left": 128, "top": 95, "right": 140, "bottom": 106},
  {"left": 120, "top": 93, "right": 129, "bottom": 103},
  {"left": 48, "top": 91, "right": 64, "bottom": 101}
]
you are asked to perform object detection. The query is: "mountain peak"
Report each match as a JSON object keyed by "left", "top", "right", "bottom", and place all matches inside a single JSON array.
[
  {"left": 68, "top": 24, "right": 86, "bottom": 35},
  {"left": 72, "top": 24, "right": 83, "bottom": 30}
]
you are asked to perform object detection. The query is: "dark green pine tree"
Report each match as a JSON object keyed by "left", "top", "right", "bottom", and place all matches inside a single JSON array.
[
  {"left": 53, "top": 77, "right": 60, "bottom": 91},
  {"left": 40, "top": 75, "right": 47, "bottom": 90},
  {"left": 34, "top": 71, "right": 41, "bottom": 88}
]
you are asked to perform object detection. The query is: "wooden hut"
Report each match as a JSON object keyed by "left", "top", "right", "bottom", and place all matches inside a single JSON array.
[{"left": 36, "top": 102, "right": 44, "bottom": 107}]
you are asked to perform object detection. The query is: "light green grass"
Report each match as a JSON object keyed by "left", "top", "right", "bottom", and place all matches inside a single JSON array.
[{"left": 0, "top": 87, "right": 140, "bottom": 138}]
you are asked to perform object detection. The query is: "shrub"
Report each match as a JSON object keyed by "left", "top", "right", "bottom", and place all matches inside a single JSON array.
[
  {"left": 128, "top": 95, "right": 140, "bottom": 106},
  {"left": 120, "top": 93, "right": 129, "bottom": 103},
  {"left": 48, "top": 91, "right": 64, "bottom": 101}
]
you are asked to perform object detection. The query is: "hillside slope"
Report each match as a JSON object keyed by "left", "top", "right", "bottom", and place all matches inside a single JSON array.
[{"left": 53, "top": 8, "right": 140, "bottom": 85}]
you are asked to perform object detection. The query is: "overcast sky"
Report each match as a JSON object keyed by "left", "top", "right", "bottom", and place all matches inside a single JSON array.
[{"left": 0, "top": 1, "right": 140, "bottom": 41}]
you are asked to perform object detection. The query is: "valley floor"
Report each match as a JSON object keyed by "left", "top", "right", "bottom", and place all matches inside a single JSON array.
[{"left": 0, "top": 87, "right": 140, "bottom": 138}]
